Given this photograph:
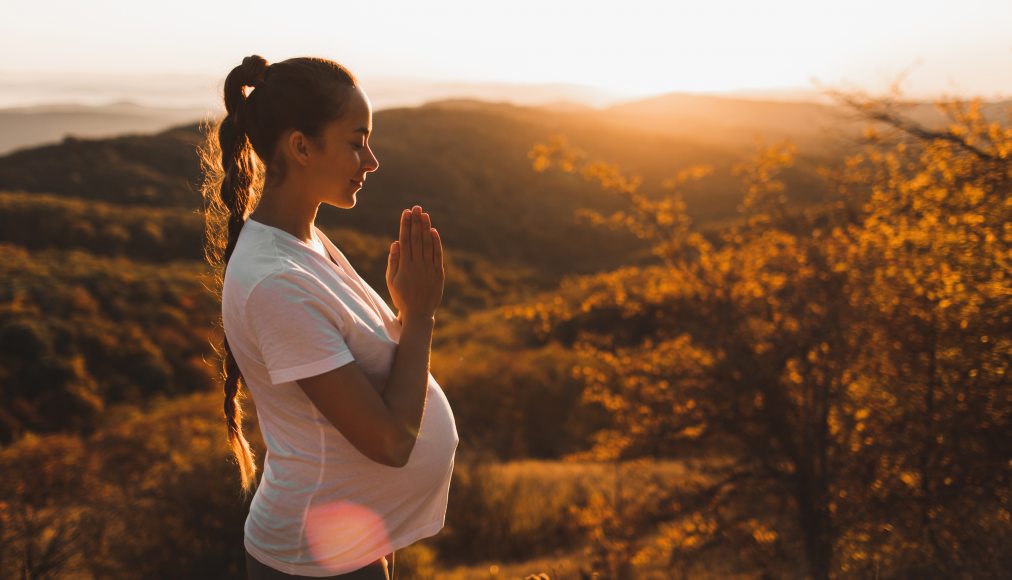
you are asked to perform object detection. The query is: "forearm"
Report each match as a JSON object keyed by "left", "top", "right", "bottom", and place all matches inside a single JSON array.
[{"left": 381, "top": 315, "right": 435, "bottom": 460}]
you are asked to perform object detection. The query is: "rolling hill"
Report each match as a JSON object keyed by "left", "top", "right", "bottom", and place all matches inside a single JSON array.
[
  {"left": 0, "top": 101, "right": 210, "bottom": 155},
  {"left": 0, "top": 94, "right": 885, "bottom": 281}
]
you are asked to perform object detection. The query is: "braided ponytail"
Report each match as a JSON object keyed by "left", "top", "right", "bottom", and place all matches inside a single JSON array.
[
  {"left": 199, "top": 54, "right": 359, "bottom": 497},
  {"left": 200, "top": 55, "right": 269, "bottom": 497}
]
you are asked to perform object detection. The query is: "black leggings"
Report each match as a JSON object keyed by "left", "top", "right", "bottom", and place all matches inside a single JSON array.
[{"left": 245, "top": 549, "right": 394, "bottom": 580}]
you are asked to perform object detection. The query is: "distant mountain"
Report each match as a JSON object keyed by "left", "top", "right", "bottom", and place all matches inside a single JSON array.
[
  {"left": 1, "top": 71, "right": 630, "bottom": 111},
  {"left": 602, "top": 93, "right": 856, "bottom": 154},
  {"left": 0, "top": 124, "right": 203, "bottom": 206},
  {"left": 716, "top": 87, "right": 834, "bottom": 103},
  {"left": 362, "top": 77, "right": 624, "bottom": 111},
  {"left": 533, "top": 100, "right": 599, "bottom": 114},
  {"left": 602, "top": 93, "right": 1012, "bottom": 155},
  {"left": 0, "top": 76, "right": 627, "bottom": 155},
  {"left": 7, "top": 94, "right": 1000, "bottom": 279},
  {"left": 0, "top": 101, "right": 210, "bottom": 155}
]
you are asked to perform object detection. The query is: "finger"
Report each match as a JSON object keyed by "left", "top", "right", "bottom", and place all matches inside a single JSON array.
[
  {"left": 431, "top": 228, "right": 443, "bottom": 276},
  {"left": 411, "top": 206, "right": 423, "bottom": 261},
  {"left": 387, "top": 240, "right": 399, "bottom": 279},
  {"left": 399, "top": 208, "right": 411, "bottom": 261},
  {"left": 421, "top": 212, "right": 433, "bottom": 264}
]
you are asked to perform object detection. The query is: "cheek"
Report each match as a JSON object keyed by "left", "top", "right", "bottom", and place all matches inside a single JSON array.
[{"left": 330, "top": 154, "right": 350, "bottom": 177}]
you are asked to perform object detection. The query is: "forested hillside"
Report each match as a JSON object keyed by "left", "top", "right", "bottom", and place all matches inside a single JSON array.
[
  {"left": 0, "top": 97, "right": 862, "bottom": 278},
  {"left": 1, "top": 93, "right": 1007, "bottom": 578}
]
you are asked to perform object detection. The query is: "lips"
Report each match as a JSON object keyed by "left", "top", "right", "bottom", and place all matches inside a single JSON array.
[{"left": 350, "top": 179, "right": 363, "bottom": 187}]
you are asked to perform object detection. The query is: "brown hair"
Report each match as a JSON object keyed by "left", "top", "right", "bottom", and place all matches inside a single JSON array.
[{"left": 198, "top": 55, "right": 359, "bottom": 496}]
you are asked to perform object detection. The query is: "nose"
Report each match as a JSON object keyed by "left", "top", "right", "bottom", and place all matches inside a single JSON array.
[{"left": 363, "top": 145, "right": 379, "bottom": 173}]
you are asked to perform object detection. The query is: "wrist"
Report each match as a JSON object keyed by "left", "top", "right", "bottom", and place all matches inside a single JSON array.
[{"left": 401, "top": 313, "right": 436, "bottom": 327}]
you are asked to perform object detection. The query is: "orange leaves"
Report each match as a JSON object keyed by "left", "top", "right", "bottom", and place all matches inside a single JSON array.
[
  {"left": 662, "top": 164, "right": 715, "bottom": 190},
  {"left": 580, "top": 161, "right": 643, "bottom": 196},
  {"left": 566, "top": 333, "right": 718, "bottom": 461},
  {"left": 524, "top": 90, "right": 1010, "bottom": 576},
  {"left": 528, "top": 134, "right": 712, "bottom": 269},
  {"left": 746, "top": 518, "right": 779, "bottom": 545},
  {"left": 66, "top": 284, "right": 100, "bottom": 313},
  {"left": 527, "top": 134, "right": 584, "bottom": 175},
  {"left": 653, "top": 510, "right": 721, "bottom": 556},
  {"left": 733, "top": 140, "right": 797, "bottom": 225},
  {"left": 843, "top": 92, "right": 1010, "bottom": 348}
]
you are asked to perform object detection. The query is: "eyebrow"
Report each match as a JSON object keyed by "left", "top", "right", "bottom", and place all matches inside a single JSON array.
[{"left": 354, "top": 127, "right": 371, "bottom": 136}]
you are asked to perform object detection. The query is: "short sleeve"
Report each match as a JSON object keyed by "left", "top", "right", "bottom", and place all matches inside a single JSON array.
[{"left": 246, "top": 271, "right": 356, "bottom": 385}]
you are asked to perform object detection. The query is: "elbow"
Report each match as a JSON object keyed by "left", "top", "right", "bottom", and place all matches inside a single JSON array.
[{"left": 390, "top": 432, "right": 418, "bottom": 468}]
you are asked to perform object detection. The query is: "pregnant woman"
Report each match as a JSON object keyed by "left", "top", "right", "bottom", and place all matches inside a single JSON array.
[{"left": 200, "top": 55, "right": 459, "bottom": 579}]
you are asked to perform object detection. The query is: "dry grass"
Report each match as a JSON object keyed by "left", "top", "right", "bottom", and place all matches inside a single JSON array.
[{"left": 393, "top": 457, "right": 722, "bottom": 579}]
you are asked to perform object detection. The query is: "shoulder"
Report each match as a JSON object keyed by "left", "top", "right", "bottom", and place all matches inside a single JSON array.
[
  {"left": 247, "top": 267, "right": 334, "bottom": 304},
  {"left": 243, "top": 267, "right": 356, "bottom": 337},
  {"left": 226, "top": 229, "right": 319, "bottom": 300}
]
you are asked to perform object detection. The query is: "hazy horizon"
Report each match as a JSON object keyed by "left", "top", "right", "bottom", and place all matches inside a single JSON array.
[
  {"left": 1, "top": 70, "right": 876, "bottom": 113},
  {"left": 2, "top": 0, "right": 1009, "bottom": 112}
]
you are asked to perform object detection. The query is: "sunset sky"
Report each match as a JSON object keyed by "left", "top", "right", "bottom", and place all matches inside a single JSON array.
[{"left": 2, "top": 0, "right": 1010, "bottom": 109}]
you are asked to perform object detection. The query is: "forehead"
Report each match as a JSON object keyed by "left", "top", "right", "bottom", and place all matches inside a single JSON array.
[{"left": 337, "top": 86, "right": 372, "bottom": 134}]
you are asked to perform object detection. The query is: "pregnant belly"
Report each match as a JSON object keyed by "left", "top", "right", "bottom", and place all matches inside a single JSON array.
[{"left": 405, "top": 382, "right": 459, "bottom": 479}]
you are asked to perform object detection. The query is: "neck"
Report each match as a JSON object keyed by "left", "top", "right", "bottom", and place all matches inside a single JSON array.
[{"left": 249, "top": 182, "right": 321, "bottom": 244}]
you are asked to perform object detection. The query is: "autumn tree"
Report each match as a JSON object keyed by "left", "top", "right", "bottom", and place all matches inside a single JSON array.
[{"left": 512, "top": 92, "right": 1010, "bottom": 578}]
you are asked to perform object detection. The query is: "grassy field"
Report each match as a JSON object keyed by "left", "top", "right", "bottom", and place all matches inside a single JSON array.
[{"left": 403, "top": 457, "right": 732, "bottom": 579}]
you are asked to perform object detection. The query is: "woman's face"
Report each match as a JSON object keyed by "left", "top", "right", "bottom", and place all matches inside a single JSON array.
[{"left": 309, "top": 85, "right": 379, "bottom": 209}]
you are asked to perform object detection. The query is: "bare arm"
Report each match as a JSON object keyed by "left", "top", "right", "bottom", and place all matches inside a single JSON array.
[
  {"left": 297, "top": 315, "right": 433, "bottom": 467},
  {"left": 297, "top": 206, "right": 443, "bottom": 468}
]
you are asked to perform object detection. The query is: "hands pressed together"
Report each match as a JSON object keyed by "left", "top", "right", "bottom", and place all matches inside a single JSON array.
[{"left": 386, "top": 205, "right": 444, "bottom": 324}]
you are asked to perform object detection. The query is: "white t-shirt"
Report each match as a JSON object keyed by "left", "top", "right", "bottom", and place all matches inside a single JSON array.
[{"left": 221, "top": 216, "right": 459, "bottom": 576}]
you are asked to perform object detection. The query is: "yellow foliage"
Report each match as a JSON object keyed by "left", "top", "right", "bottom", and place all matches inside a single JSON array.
[{"left": 525, "top": 90, "right": 1010, "bottom": 577}]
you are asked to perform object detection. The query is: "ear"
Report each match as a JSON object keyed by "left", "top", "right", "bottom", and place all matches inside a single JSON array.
[{"left": 282, "top": 130, "right": 313, "bottom": 168}]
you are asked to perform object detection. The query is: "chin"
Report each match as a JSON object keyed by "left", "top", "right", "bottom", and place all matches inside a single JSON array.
[{"left": 325, "top": 191, "right": 357, "bottom": 210}]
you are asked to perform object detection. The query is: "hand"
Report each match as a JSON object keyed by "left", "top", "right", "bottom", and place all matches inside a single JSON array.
[{"left": 386, "top": 205, "right": 444, "bottom": 322}]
